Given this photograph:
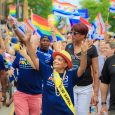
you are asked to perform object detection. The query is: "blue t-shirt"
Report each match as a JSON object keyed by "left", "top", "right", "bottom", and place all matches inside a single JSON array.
[
  {"left": 0, "top": 54, "right": 5, "bottom": 71},
  {"left": 39, "top": 61, "right": 82, "bottom": 115},
  {"left": 37, "top": 47, "right": 53, "bottom": 66},
  {"left": 12, "top": 53, "right": 43, "bottom": 94}
]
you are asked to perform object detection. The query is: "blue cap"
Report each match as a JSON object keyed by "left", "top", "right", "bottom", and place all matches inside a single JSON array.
[
  {"left": 11, "top": 37, "right": 18, "bottom": 44},
  {"left": 40, "top": 35, "right": 52, "bottom": 42}
]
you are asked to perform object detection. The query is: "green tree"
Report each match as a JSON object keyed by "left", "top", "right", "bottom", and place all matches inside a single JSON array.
[
  {"left": 28, "top": 0, "right": 52, "bottom": 18},
  {"left": 7, "top": 0, "right": 52, "bottom": 19},
  {"left": 80, "top": 0, "right": 115, "bottom": 32}
]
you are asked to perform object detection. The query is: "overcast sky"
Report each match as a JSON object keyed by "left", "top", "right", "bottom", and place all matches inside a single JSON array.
[{"left": 61, "top": 0, "right": 81, "bottom": 8}]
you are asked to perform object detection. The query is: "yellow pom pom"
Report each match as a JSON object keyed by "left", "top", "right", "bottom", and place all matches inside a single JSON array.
[
  {"left": 14, "top": 44, "right": 20, "bottom": 50},
  {"left": 9, "top": 32, "right": 13, "bottom": 36}
]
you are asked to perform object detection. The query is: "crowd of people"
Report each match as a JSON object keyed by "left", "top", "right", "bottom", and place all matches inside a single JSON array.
[{"left": 0, "top": 18, "right": 115, "bottom": 115}]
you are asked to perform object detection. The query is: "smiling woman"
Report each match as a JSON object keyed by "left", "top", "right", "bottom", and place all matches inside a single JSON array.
[{"left": 27, "top": 49, "right": 87, "bottom": 115}]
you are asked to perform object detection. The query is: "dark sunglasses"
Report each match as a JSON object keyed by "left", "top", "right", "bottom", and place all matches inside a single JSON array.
[{"left": 70, "top": 31, "right": 84, "bottom": 35}]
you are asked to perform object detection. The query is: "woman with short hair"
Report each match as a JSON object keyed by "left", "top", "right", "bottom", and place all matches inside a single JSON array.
[{"left": 65, "top": 23, "right": 99, "bottom": 115}]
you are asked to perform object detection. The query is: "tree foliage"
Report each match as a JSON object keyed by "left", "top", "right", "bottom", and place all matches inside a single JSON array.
[
  {"left": 7, "top": 0, "right": 114, "bottom": 31},
  {"left": 80, "top": 0, "right": 115, "bottom": 32},
  {"left": 28, "top": 0, "right": 52, "bottom": 18},
  {"left": 7, "top": 0, "right": 52, "bottom": 19}
]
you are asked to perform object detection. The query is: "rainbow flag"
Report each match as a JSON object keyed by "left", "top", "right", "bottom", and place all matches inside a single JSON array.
[
  {"left": 109, "top": 0, "right": 115, "bottom": 13},
  {"left": 32, "top": 14, "right": 51, "bottom": 36},
  {"left": 52, "top": 0, "right": 79, "bottom": 18},
  {"left": 54, "top": 27, "right": 65, "bottom": 41},
  {"left": 25, "top": 19, "right": 41, "bottom": 38},
  {"left": 9, "top": 5, "right": 16, "bottom": 18},
  {"left": 31, "top": 14, "right": 64, "bottom": 41}
]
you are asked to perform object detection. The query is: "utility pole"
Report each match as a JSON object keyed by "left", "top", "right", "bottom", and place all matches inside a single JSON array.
[
  {"left": 16, "top": 0, "right": 19, "bottom": 18},
  {"left": 23, "top": 0, "right": 28, "bottom": 20}
]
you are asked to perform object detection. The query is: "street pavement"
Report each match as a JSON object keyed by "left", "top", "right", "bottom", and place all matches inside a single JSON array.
[
  {"left": 0, "top": 104, "right": 13, "bottom": 115},
  {"left": 0, "top": 92, "right": 14, "bottom": 115}
]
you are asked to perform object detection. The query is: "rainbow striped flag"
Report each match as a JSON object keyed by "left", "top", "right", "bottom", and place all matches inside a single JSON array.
[
  {"left": 52, "top": 0, "right": 79, "bottom": 18},
  {"left": 9, "top": 5, "right": 16, "bottom": 18},
  {"left": 109, "top": 0, "right": 115, "bottom": 13},
  {"left": 31, "top": 14, "right": 64, "bottom": 41},
  {"left": 25, "top": 19, "right": 41, "bottom": 38}
]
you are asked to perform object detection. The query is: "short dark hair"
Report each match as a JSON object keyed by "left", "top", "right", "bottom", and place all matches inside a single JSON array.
[
  {"left": 41, "top": 35, "right": 49, "bottom": 39},
  {"left": 71, "top": 23, "right": 88, "bottom": 36},
  {"left": 40, "top": 35, "right": 51, "bottom": 42}
]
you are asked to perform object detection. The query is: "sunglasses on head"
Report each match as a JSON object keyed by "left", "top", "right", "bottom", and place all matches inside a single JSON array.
[{"left": 70, "top": 31, "right": 84, "bottom": 35}]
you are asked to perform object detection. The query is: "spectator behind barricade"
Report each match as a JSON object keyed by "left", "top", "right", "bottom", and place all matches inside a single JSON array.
[{"left": 65, "top": 22, "right": 99, "bottom": 115}]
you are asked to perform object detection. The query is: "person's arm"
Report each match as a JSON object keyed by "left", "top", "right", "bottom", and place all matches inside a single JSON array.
[
  {"left": 77, "top": 41, "right": 88, "bottom": 77},
  {"left": 92, "top": 57, "right": 99, "bottom": 96},
  {"left": 51, "top": 30, "right": 62, "bottom": 52},
  {"left": 101, "top": 83, "right": 109, "bottom": 104},
  {"left": 77, "top": 52, "right": 87, "bottom": 77},
  {"left": 19, "top": 45, "right": 36, "bottom": 69},
  {"left": 91, "top": 57, "right": 99, "bottom": 105},
  {"left": 100, "top": 83, "right": 109, "bottom": 114},
  {"left": 14, "top": 25, "right": 39, "bottom": 70},
  {"left": 26, "top": 43, "right": 39, "bottom": 70},
  {"left": 100, "top": 58, "right": 110, "bottom": 113},
  {"left": 10, "top": 19, "right": 26, "bottom": 45},
  {"left": 0, "top": 32, "right": 5, "bottom": 51},
  {"left": 104, "top": 21, "right": 110, "bottom": 42},
  {"left": 25, "top": 32, "right": 39, "bottom": 70},
  {"left": 4, "top": 36, "right": 15, "bottom": 55}
]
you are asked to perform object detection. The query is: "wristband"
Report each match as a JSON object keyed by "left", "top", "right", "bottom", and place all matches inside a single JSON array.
[
  {"left": 101, "top": 102, "right": 106, "bottom": 105},
  {"left": 14, "top": 27, "right": 18, "bottom": 31},
  {"left": 13, "top": 24, "right": 18, "bottom": 30},
  {"left": 81, "top": 52, "right": 87, "bottom": 55}
]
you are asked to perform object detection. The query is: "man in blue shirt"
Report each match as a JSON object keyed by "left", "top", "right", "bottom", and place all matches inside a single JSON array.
[
  {"left": 10, "top": 21, "right": 53, "bottom": 115},
  {"left": 11, "top": 21, "right": 53, "bottom": 66},
  {"left": 37, "top": 35, "right": 53, "bottom": 66}
]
